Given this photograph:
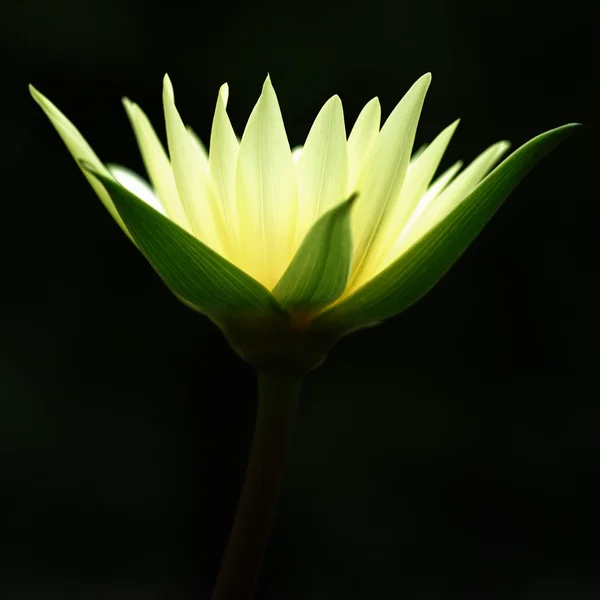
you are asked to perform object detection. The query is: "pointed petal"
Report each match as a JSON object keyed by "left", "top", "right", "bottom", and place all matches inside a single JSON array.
[
  {"left": 273, "top": 193, "right": 357, "bottom": 309},
  {"left": 83, "top": 165, "right": 281, "bottom": 317},
  {"left": 163, "top": 75, "right": 226, "bottom": 254},
  {"left": 107, "top": 164, "right": 165, "bottom": 215},
  {"left": 360, "top": 119, "right": 460, "bottom": 281},
  {"left": 396, "top": 140, "right": 511, "bottom": 256},
  {"left": 236, "top": 76, "right": 298, "bottom": 289},
  {"left": 29, "top": 85, "right": 128, "bottom": 233},
  {"left": 295, "top": 95, "right": 348, "bottom": 247},
  {"left": 399, "top": 160, "right": 463, "bottom": 238},
  {"left": 317, "top": 123, "right": 579, "bottom": 328},
  {"left": 122, "top": 97, "right": 189, "bottom": 232},
  {"left": 348, "top": 74, "right": 431, "bottom": 289},
  {"left": 209, "top": 83, "right": 240, "bottom": 261},
  {"left": 347, "top": 97, "right": 381, "bottom": 192},
  {"left": 418, "top": 160, "right": 463, "bottom": 211}
]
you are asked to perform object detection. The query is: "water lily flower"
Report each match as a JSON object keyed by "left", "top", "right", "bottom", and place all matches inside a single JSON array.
[
  {"left": 30, "top": 75, "right": 576, "bottom": 354},
  {"left": 30, "top": 73, "right": 577, "bottom": 600}
]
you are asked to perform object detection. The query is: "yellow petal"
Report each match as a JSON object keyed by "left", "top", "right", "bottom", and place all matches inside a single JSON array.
[
  {"left": 364, "top": 119, "right": 460, "bottom": 278},
  {"left": 163, "top": 74, "right": 225, "bottom": 254},
  {"left": 29, "top": 85, "right": 128, "bottom": 233},
  {"left": 410, "top": 143, "right": 428, "bottom": 163},
  {"left": 375, "top": 160, "right": 463, "bottom": 274},
  {"left": 291, "top": 146, "right": 303, "bottom": 164},
  {"left": 404, "top": 160, "right": 464, "bottom": 230},
  {"left": 348, "top": 73, "right": 431, "bottom": 290},
  {"left": 392, "top": 141, "right": 510, "bottom": 259},
  {"left": 106, "top": 164, "right": 165, "bottom": 216},
  {"left": 122, "top": 98, "right": 190, "bottom": 231},
  {"left": 295, "top": 95, "right": 348, "bottom": 247},
  {"left": 347, "top": 97, "right": 381, "bottom": 192},
  {"left": 209, "top": 83, "right": 240, "bottom": 261},
  {"left": 236, "top": 76, "right": 298, "bottom": 289}
]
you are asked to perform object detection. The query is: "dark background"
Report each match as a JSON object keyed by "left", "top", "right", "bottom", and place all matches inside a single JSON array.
[{"left": 1, "top": 0, "right": 598, "bottom": 597}]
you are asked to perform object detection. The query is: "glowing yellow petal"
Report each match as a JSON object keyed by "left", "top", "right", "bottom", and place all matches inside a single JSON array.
[
  {"left": 107, "top": 164, "right": 165, "bottom": 215},
  {"left": 391, "top": 141, "right": 510, "bottom": 259},
  {"left": 295, "top": 95, "right": 348, "bottom": 247},
  {"left": 122, "top": 98, "right": 189, "bottom": 231},
  {"left": 361, "top": 119, "right": 460, "bottom": 280},
  {"left": 29, "top": 85, "right": 128, "bottom": 232},
  {"left": 236, "top": 75, "right": 297, "bottom": 289},
  {"left": 291, "top": 146, "right": 303, "bottom": 164},
  {"left": 374, "top": 160, "right": 463, "bottom": 274},
  {"left": 163, "top": 74, "right": 225, "bottom": 254},
  {"left": 410, "top": 143, "right": 428, "bottom": 163},
  {"left": 348, "top": 73, "right": 431, "bottom": 289},
  {"left": 404, "top": 160, "right": 464, "bottom": 230},
  {"left": 209, "top": 83, "right": 240, "bottom": 261},
  {"left": 347, "top": 97, "right": 381, "bottom": 192}
]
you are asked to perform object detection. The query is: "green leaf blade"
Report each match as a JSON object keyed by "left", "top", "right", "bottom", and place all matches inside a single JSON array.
[
  {"left": 83, "top": 165, "right": 280, "bottom": 317},
  {"left": 273, "top": 193, "right": 358, "bottom": 309},
  {"left": 318, "top": 123, "right": 580, "bottom": 328}
]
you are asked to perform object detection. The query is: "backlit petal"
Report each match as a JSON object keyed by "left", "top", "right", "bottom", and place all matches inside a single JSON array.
[
  {"left": 348, "top": 73, "right": 431, "bottom": 290},
  {"left": 122, "top": 98, "right": 189, "bottom": 231},
  {"left": 29, "top": 85, "right": 128, "bottom": 233},
  {"left": 392, "top": 141, "right": 510, "bottom": 258},
  {"left": 209, "top": 83, "right": 240, "bottom": 261},
  {"left": 107, "top": 164, "right": 165, "bottom": 215},
  {"left": 364, "top": 119, "right": 459, "bottom": 278},
  {"left": 236, "top": 76, "right": 297, "bottom": 289},
  {"left": 163, "top": 75, "right": 226, "bottom": 254},
  {"left": 404, "top": 160, "right": 464, "bottom": 230},
  {"left": 347, "top": 97, "right": 381, "bottom": 192},
  {"left": 295, "top": 95, "right": 348, "bottom": 247},
  {"left": 376, "top": 160, "right": 463, "bottom": 273}
]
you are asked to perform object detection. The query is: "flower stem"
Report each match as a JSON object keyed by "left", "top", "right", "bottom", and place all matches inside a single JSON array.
[{"left": 211, "top": 370, "right": 304, "bottom": 600}]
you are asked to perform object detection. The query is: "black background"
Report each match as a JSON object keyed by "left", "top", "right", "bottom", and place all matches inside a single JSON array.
[{"left": 1, "top": 0, "right": 598, "bottom": 597}]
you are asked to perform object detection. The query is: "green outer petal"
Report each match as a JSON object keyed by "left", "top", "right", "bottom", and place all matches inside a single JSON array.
[
  {"left": 29, "top": 85, "right": 130, "bottom": 236},
  {"left": 317, "top": 123, "right": 579, "bottom": 328},
  {"left": 83, "top": 165, "right": 281, "bottom": 317},
  {"left": 273, "top": 194, "right": 358, "bottom": 310}
]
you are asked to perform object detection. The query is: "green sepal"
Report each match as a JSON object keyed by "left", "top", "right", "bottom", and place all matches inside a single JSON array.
[
  {"left": 317, "top": 123, "right": 580, "bottom": 328},
  {"left": 83, "top": 164, "right": 282, "bottom": 318},
  {"left": 273, "top": 193, "right": 358, "bottom": 310}
]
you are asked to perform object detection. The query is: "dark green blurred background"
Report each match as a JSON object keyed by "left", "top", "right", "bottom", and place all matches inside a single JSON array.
[{"left": 1, "top": 0, "right": 598, "bottom": 597}]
